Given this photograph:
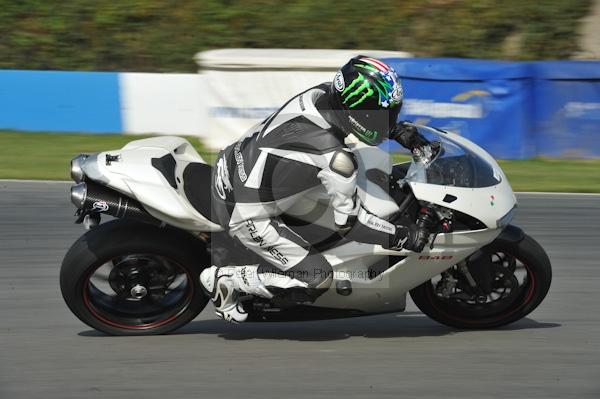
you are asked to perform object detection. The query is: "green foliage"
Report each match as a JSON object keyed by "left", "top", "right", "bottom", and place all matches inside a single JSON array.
[{"left": 0, "top": 0, "right": 592, "bottom": 72}]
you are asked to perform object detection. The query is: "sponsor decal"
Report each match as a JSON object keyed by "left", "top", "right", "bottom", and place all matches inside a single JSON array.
[
  {"left": 334, "top": 71, "right": 345, "bottom": 92},
  {"left": 403, "top": 99, "right": 483, "bottom": 119},
  {"left": 341, "top": 73, "right": 373, "bottom": 108},
  {"left": 452, "top": 90, "right": 490, "bottom": 102},
  {"left": 564, "top": 101, "right": 600, "bottom": 118},
  {"left": 245, "top": 219, "right": 288, "bottom": 265},
  {"left": 209, "top": 106, "right": 277, "bottom": 119},
  {"left": 240, "top": 266, "right": 250, "bottom": 285},
  {"left": 396, "top": 236, "right": 408, "bottom": 249},
  {"left": 348, "top": 115, "right": 379, "bottom": 144},
  {"left": 419, "top": 255, "right": 454, "bottom": 260},
  {"left": 348, "top": 115, "right": 366, "bottom": 133},
  {"left": 404, "top": 89, "right": 489, "bottom": 120},
  {"left": 215, "top": 156, "right": 233, "bottom": 200},
  {"left": 234, "top": 141, "right": 247, "bottom": 183},
  {"left": 358, "top": 209, "right": 395, "bottom": 235},
  {"left": 390, "top": 84, "right": 402, "bottom": 107},
  {"left": 490, "top": 194, "right": 495, "bottom": 206},
  {"left": 92, "top": 200, "right": 109, "bottom": 212}
]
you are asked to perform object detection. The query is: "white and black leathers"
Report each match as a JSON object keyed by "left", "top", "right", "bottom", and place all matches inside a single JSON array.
[{"left": 210, "top": 83, "right": 408, "bottom": 300}]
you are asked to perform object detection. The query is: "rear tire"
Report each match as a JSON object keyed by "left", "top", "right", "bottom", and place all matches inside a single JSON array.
[
  {"left": 410, "top": 233, "right": 551, "bottom": 329},
  {"left": 60, "top": 220, "right": 210, "bottom": 335}
]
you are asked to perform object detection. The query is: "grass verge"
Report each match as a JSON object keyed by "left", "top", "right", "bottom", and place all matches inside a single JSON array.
[
  {"left": 1, "top": 131, "right": 599, "bottom": 192},
  {"left": 0, "top": 131, "right": 214, "bottom": 180}
]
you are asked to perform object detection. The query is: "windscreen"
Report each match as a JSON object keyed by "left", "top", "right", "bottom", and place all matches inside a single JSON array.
[{"left": 402, "top": 126, "right": 502, "bottom": 188}]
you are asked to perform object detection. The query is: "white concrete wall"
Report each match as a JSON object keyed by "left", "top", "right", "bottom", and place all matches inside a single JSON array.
[
  {"left": 201, "top": 70, "right": 333, "bottom": 149},
  {"left": 117, "top": 70, "right": 334, "bottom": 150},
  {"left": 119, "top": 73, "right": 207, "bottom": 138}
]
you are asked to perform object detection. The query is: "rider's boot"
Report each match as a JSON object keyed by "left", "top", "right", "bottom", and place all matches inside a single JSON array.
[{"left": 199, "top": 265, "right": 307, "bottom": 323}]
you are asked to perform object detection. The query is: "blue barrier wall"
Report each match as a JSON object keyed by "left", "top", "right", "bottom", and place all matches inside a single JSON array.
[
  {"left": 532, "top": 61, "right": 600, "bottom": 158},
  {"left": 385, "top": 58, "right": 537, "bottom": 159},
  {"left": 383, "top": 58, "right": 600, "bottom": 159},
  {"left": 0, "top": 70, "right": 122, "bottom": 133}
]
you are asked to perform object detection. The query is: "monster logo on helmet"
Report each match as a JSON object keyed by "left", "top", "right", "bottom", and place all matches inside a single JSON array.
[
  {"left": 330, "top": 56, "right": 404, "bottom": 146},
  {"left": 342, "top": 60, "right": 402, "bottom": 109}
]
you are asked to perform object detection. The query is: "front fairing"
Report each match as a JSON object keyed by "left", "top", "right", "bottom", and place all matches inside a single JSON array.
[{"left": 402, "top": 126, "right": 517, "bottom": 229}]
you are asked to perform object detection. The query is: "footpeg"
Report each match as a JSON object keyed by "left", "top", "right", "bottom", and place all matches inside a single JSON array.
[{"left": 336, "top": 280, "right": 352, "bottom": 296}]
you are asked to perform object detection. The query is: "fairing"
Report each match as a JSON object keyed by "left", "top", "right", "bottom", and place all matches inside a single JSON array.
[
  {"left": 73, "top": 125, "right": 518, "bottom": 314},
  {"left": 79, "top": 136, "right": 223, "bottom": 232}
]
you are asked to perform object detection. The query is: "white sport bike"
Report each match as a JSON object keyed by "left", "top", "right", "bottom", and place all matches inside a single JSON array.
[{"left": 60, "top": 125, "right": 551, "bottom": 335}]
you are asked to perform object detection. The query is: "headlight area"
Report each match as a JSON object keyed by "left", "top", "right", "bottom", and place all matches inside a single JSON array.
[
  {"left": 496, "top": 205, "right": 517, "bottom": 228},
  {"left": 70, "top": 154, "right": 89, "bottom": 183}
]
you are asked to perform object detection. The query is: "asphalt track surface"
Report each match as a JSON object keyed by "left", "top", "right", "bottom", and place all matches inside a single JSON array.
[{"left": 1, "top": 181, "right": 599, "bottom": 399}]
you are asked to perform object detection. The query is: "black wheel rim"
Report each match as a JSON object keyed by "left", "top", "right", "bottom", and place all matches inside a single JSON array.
[
  {"left": 82, "top": 254, "right": 194, "bottom": 330},
  {"left": 426, "top": 250, "right": 536, "bottom": 325}
]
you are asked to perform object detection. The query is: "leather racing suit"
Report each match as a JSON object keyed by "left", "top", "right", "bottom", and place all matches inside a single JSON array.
[{"left": 209, "top": 83, "right": 415, "bottom": 302}]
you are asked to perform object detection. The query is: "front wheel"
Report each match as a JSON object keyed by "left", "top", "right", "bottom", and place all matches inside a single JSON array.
[
  {"left": 410, "top": 233, "right": 551, "bottom": 329},
  {"left": 60, "top": 220, "right": 210, "bottom": 335}
]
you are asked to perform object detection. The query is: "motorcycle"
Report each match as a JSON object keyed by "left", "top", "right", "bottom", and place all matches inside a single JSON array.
[{"left": 60, "top": 124, "right": 551, "bottom": 335}]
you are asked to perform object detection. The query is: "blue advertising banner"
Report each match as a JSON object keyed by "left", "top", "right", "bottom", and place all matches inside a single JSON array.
[
  {"left": 532, "top": 61, "right": 600, "bottom": 158},
  {"left": 383, "top": 58, "right": 535, "bottom": 159},
  {"left": 0, "top": 70, "right": 122, "bottom": 133}
]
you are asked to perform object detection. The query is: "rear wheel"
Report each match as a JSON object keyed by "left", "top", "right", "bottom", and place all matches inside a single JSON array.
[
  {"left": 410, "top": 234, "right": 551, "bottom": 329},
  {"left": 60, "top": 220, "right": 210, "bottom": 335}
]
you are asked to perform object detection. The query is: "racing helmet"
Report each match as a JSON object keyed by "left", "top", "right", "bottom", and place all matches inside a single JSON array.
[{"left": 329, "top": 56, "right": 403, "bottom": 145}]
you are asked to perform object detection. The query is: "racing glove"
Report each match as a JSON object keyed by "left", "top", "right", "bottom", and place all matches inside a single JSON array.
[
  {"left": 390, "top": 206, "right": 438, "bottom": 252},
  {"left": 390, "top": 121, "right": 430, "bottom": 151},
  {"left": 391, "top": 121, "right": 438, "bottom": 164},
  {"left": 390, "top": 224, "right": 430, "bottom": 253}
]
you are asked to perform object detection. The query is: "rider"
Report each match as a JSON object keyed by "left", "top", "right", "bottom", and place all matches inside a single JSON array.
[{"left": 201, "top": 56, "right": 433, "bottom": 322}]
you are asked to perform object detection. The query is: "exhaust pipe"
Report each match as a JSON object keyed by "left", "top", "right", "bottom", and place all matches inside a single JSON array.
[
  {"left": 70, "top": 154, "right": 88, "bottom": 183},
  {"left": 70, "top": 182, "right": 87, "bottom": 208},
  {"left": 70, "top": 182, "right": 161, "bottom": 225}
]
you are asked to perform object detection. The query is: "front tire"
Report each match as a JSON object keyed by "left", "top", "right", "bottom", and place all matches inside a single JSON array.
[
  {"left": 60, "top": 220, "right": 210, "bottom": 335},
  {"left": 410, "top": 233, "right": 552, "bottom": 329}
]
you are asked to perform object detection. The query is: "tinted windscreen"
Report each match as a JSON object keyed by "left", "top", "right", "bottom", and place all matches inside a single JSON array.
[
  {"left": 426, "top": 153, "right": 501, "bottom": 187},
  {"left": 402, "top": 126, "right": 503, "bottom": 188}
]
